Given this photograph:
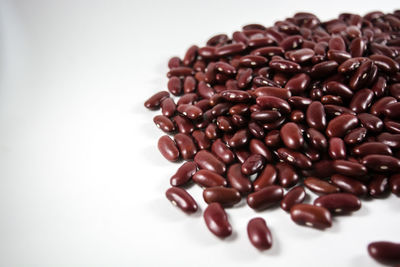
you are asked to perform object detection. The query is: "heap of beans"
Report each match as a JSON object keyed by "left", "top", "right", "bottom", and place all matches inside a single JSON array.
[{"left": 145, "top": 11, "right": 400, "bottom": 265}]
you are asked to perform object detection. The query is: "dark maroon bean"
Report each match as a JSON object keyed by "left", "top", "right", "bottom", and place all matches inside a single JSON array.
[
  {"left": 174, "top": 133, "right": 197, "bottom": 160},
  {"left": 349, "top": 60, "right": 373, "bottom": 90},
  {"left": 216, "top": 116, "right": 233, "bottom": 132},
  {"left": 277, "top": 148, "right": 312, "bottom": 169},
  {"left": 269, "top": 59, "right": 301, "bottom": 73},
  {"left": 251, "top": 110, "right": 282, "bottom": 122},
  {"left": 306, "top": 101, "right": 326, "bottom": 131},
  {"left": 333, "top": 160, "right": 367, "bottom": 178},
  {"left": 307, "top": 128, "right": 328, "bottom": 151},
  {"left": 248, "top": 37, "right": 275, "bottom": 47},
  {"left": 215, "top": 61, "right": 236, "bottom": 75},
  {"left": 229, "top": 103, "right": 250, "bottom": 115},
  {"left": 290, "top": 204, "right": 332, "bottom": 229},
  {"left": 228, "top": 129, "right": 250, "bottom": 148},
  {"left": 324, "top": 104, "right": 356, "bottom": 117},
  {"left": 371, "top": 76, "right": 387, "bottom": 97},
  {"left": 362, "top": 155, "right": 400, "bottom": 173},
  {"left": 170, "top": 161, "right": 197, "bottom": 186},
  {"left": 338, "top": 57, "right": 367, "bottom": 73},
  {"left": 247, "top": 185, "right": 283, "bottom": 210},
  {"left": 253, "top": 76, "right": 280, "bottom": 87},
  {"left": 183, "top": 76, "right": 196, "bottom": 93},
  {"left": 183, "top": 45, "right": 198, "bottom": 66},
  {"left": 211, "top": 103, "right": 231, "bottom": 117},
  {"left": 211, "top": 139, "right": 235, "bottom": 164},
  {"left": 281, "top": 186, "right": 306, "bottom": 211},
  {"left": 326, "top": 114, "right": 358, "bottom": 138},
  {"left": 370, "top": 97, "right": 397, "bottom": 116},
  {"left": 357, "top": 113, "right": 383, "bottom": 133},
  {"left": 329, "top": 137, "right": 346, "bottom": 159},
  {"left": 158, "top": 135, "right": 179, "bottom": 161},
  {"left": 153, "top": 115, "right": 175, "bottom": 133},
  {"left": 249, "top": 139, "right": 272, "bottom": 161},
  {"left": 207, "top": 33, "right": 228, "bottom": 46},
  {"left": 161, "top": 98, "right": 176, "bottom": 117},
  {"left": 254, "top": 164, "right": 277, "bottom": 191},
  {"left": 353, "top": 142, "right": 393, "bottom": 157},
  {"left": 288, "top": 96, "right": 313, "bottom": 110},
  {"left": 203, "top": 187, "right": 241, "bottom": 206},
  {"left": 327, "top": 49, "right": 351, "bottom": 63},
  {"left": 247, "top": 218, "right": 273, "bottom": 250},
  {"left": 370, "top": 54, "right": 400, "bottom": 74},
  {"left": 241, "top": 154, "right": 266, "bottom": 175},
  {"left": 369, "top": 175, "right": 389, "bottom": 197},
  {"left": 280, "top": 122, "right": 304, "bottom": 150},
  {"left": 168, "top": 56, "right": 181, "bottom": 69},
  {"left": 167, "top": 67, "right": 195, "bottom": 78},
  {"left": 349, "top": 89, "right": 374, "bottom": 114},
  {"left": 377, "top": 133, "right": 400, "bottom": 149},
  {"left": 383, "top": 102, "right": 400, "bottom": 120},
  {"left": 329, "top": 36, "right": 346, "bottom": 51},
  {"left": 325, "top": 81, "right": 353, "bottom": 99},
  {"left": 177, "top": 104, "right": 203, "bottom": 120},
  {"left": 314, "top": 193, "right": 361, "bottom": 213},
  {"left": 256, "top": 96, "right": 291, "bottom": 114},
  {"left": 248, "top": 121, "right": 265, "bottom": 139},
  {"left": 203, "top": 203, "right": 232, "bottom": 238},
  {"left": 290, "top": 110, "right": 304, "bottom": 122},
  {"left": 194, "top": 150, "right": 226, "bottom": 175},
  {"left": 276, "top": 162, "right": 299, "bottom": 188},
  {"left": 215, "top": 43, "right": 246, "bottom": 57},
  {"left": 390, "top": 174, "right": 400, "bottom": 196},
  {"left": 167, "top": 76, "right": 182, "bottom": 95},
  {"left": 344, "top": 127, "right": 367, "bottom": 145},
  {"left": 173, "top": 115, "right": 194, "bottom": 134},
  {"left": 321, "top": 95, "right": 343, "bottom": 105},
  {"left": 304, "top": 177, "right": 340, "bottom": 194},
  {"left": 287, "top": 48, "right": 314, "bottom": 63},
  {"left": 197, "top": 81, "right": 215, "bottom": 99},
  {"left": 205, "top": 123, "right": 220, "bottom": 140},
  {"left": 310, "top": 60, "right": 338, "bottom": 78},
  {"left": 144, "top": 91, "right": 169, "bottom": 110},
  {"left": 166, "top": 187, "right": 198, "bottom": 214},
  {"left": 227, "top": 163, "right": 252, "bottom": 195},
  {"left": 285, "top": 73, "right": 311, "bottom": 95},
  {"left": 350, "top": 37, "right": 366, "bottom": 57},
  {"left": 254, "top": 86, "right": 291, "bottom": 99},
  {"left": 368, "top": 241, "right": 400, "bottom": 265},
  {"left": 236, "top": 68, "right": 253, "bottom": 88},
  {"left": 220, "top": 90, "right": 252, "bottom": 102},
  {"left": 192, "top": 169, "right": 227, "bottom": 188},
  {"left": 192, "top": 130, "right": 211, "bottom": 150},
  {"left": 390, "top": 83, "right": 400, "bottom": 99},
  {"left": 251, "top": 46, "right": 284, "bottom": 57},
  {"left": 331, "top": 174, "right": 368, "bottom": 196},
  {"left": 265, "top": 130, "right": 281, "bottom": 147},
  {"left": 239, "top": 55, "right": 268, "bottom": 67}
]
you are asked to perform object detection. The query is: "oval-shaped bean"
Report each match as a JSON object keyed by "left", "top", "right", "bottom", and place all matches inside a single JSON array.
[
  {"left": 276, "top": 162, "right": 299, "bottom": 188},
  {"left": 192, "top": 130, "right": 211, "bottom": 150},
  {"left": 344, "top": 127, "right": 367, "bottom": 145},
  {"left": 314, "top": 193, "right": 361, "bottom": 213},
  {"left": 307, "top": 128, "right": 328, "bottom": 151},
  {"left": 304, "top": 177, "right": 340, "bottom": 194},
  {"left": 203, "top": 203, "right": 232, "bottom": 238},
  {"left": 331, "top": 174, "right": 368, "bottom": 196},
  {"left": 325, "top": 81, "right": 353, "bottom": 99},
  {"left": 227, "top": 163, "right": 252, "bottom": 195},
  {"left": 220, "top": 90, "right": 252, "bottom": 102},
  {"left": 326, "top": 114, "right": 358, "bottom": 138},
  {"left": 167, "top": 67, "right": 195, "bottom": 78},
  {"left": 228, "top": 129, "right": 250, "bottom": 148},
  {"left": 248, "top": 121, "right": 265, "bottom": 139},
  {"left": 383, "top": 102, "right": 400, "bottom": 120},
  {"left": 144, "top": 91, "right": 170, "bottom": 110},
  {"left": 211, "top": 139, "right": 235, "bottom": 164},
  {"left": 247, "top": 218, "right": 273, "bottom": 250},
  {"left": 390, "top": 174, "right": 400, "bottom": 197},
  {"left": 161, "top": 97, "right": 176, "bottom": 117},
  {"left": 240, "top": 55, "right": 268, "bottom": 67},
  {"left": 177, "top": 104, "right": 203, "bottom": 119},
  {"left": 310, "top": 60, "right": 339, "bottom": 78},
  {"left": 361, "top": 155, "right": 400, "bottom": 173},
  {"left": 215, "top": 43, "right": 246, "bottom": 57},
  {"left": 284, "top": 73, "right": 311, "bottom": 95},
  {"left": 349, "top": 88, "right": 374, "bottom": 114},
  {"left": 390, "top": 83, "right": 400, "bottom": 100},
  {"left": 369, "top": 175, "right": 389, "bottom": 197},
  {"left": 324, "top": 104, "right": 356, "bottom": 117},
  {"left": 174, "top": 133, "right": 197, "bottom": 160},
  {"left": 377, "top": 133, "right": 400, "bottom": 149},
  {"left": 170, "top": 161, "right": 197, "bottom": 186},
  {"left": 194, "top": 150, "right": 226, "bottom": 175},
  {"left": 251, "top": 46, "right": 284, "bottom": 57},
  {"left": 166, "top": 187, "right": 198, "bottom": 214},
  {"left": 290, "top": 204, "right": 332, "bottom": 229},
  {"left": 368, "top": 241, "right": 400, "bottom": 265},
  {"left": 349, "top": 60, "right": 373, "bottom": 90},
  {"left": 254, "top": 86, "right": 291, "bottom": 99},
  {"left": 281, "top": 186, "right": 306, "bottom": 211},
  {"left": 173, "top": 115, "right": 195, "bottom": 134},
  {"left": 203, "top": 187, "right": 241, "bottom": 206},
  {"left": 247, "top": 185, "right": 283, "bottom": 210},
  {"left": 256, "top": 96, "right": 291, "bottom": 114},
  {"left": 370, "top": 54, "right": 400, "bottom": 74},
  {"left": 158, "top": 135, "right": 179, "bottom": 161},
  {"left": 306, "top": 101, "right": 326, "bottom": 131},
  {"left": 269, "top": 59, "right": 301, "bottom": 73},
  {"left": 241, "top": 154, "right": 266, "bottom": 175},
  {"left": 167, "top": 76, "right": 182, "bottom": 95},
  {"left": 333, "top": 160, "right": 367, "bottom": 178},
  {"left": 254, "top": 164, "right": 277, "bottom": 191},
  {"left": 287, "top": 48, "right": 315, "bottom": 63},
  {"left": 280, "top": 122, "right": 304, "bottom": 150},
  {"left": 168, "top": 56, "right": 181, "bottom": 69},
  {"left": 329, "top": 137, "right": 346, "bottom": 159},
  {"left": 277, "top": 148, "right": 312, "bottom": 169},
  {"left": 384, "top": 120, "right": 400, "bottom": 134},
  {"left": 358, "top": 113, "right": 383, "bottom": 133},
  {"left": 192, "top": 169, "right": 227, "bottom": 188},
  {"left": 251, "top": 110, "right": 282, "bottom": 122},
  {"left": 249, "top": 139, "right": 272, "bottom": 161},
  {"left": 153, "top": 115, "right": 175, "bottom": 133}
]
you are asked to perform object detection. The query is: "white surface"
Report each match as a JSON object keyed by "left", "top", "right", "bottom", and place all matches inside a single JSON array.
[{"left": 0, "top": 0, "right": 399, "bottom": 266}]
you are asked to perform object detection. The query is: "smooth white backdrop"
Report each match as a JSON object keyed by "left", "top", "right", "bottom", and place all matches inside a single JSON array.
[{"left": 0, "top": 0, "right": 399, "bottom": 266}]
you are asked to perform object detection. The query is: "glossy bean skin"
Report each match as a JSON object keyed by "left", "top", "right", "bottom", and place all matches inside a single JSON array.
[
  {"left": 349, "top": 89, "right": 374, "bottom": 114},
  {"left": 314, "top": 193, "right": 361, "bottom": 214},
  {"left": 161, "top": 98, "right": 176, "bottom": 117},
  {"left": 158, "top": 135, "right": 180, "bottom": 161},
  {"left": 254, "top": 164, "right": 277, "bottom": 191},
  {"left": 192, "top": 130, "right": 211, "bottom": 150},
  {"left": 368, "top": 241, "right": 400, "bottom": 265},
  {"left": 242, "top": 154, "right": 266, "bottom": 175},
  {"left": 290, "top": 204, "right": 332, "bottom": 229},
  {"left": 228, "top": 129, "right": 250, "bottom": 148},
  {"left": 361, "top": 155, "right": 400, "bottom": 173},
  {"left": 177, "top": 104, "right": 203, "bottom": 119},
  {"left": 304, "top": 177, "right": 340, "bottom": 194},
  {"left": 326, "top": 114, "right": 359, "bottom": 138},
  {"left": 193, "top": 169, "right": 227, "bottom": 188},
  {"left": 256, "top": 96, "right": 291, "bottom": 113},
  {"left": 358, "top": 113, "right": 383, "bottom": 133},
  {"left": 153, "top": 115, "right": 176, "bottom": 133},
  {"left": 203, "top": 187, "right": 241, "bottom": 206},
  {"left": 331, "top": 174, "right": 368, "bottom": 196},
  {"left": 194, "top": 150, "right": 226, "bottom": 175},
  {"left": 170, "top": 161, "right": 197, "bottom": 186},
  {"left": 329, "top": 137, "right": 346, "bottom": 159},
  {"left": 369, "top": 175, "right": 389, "bottom": 197},
  {"left": 269, "top": 59, "right": 301, "bottom": 73},
  {"left": 249, "top": 139, "right": 272, "bottom": 162},
  {"left": 247, "top": 185, "right": 284, "bottom": 210},
  {"left": 344, "top": 127, "right": 367, "bottom": 145},
  {"left": 227, "top": 163, "right": 252, "bottom": 195},
  {"left": 174, "top": 115, "right": 195, "bottom": 134},
  {"left": 285, "top": 73, "right": 311, "bottom": 95},
  {"left": 203, "top": 203, "right": 232, "bottom": 238},
  {"left": 281, "top": 186, "right": 306, "bottom": 211},
  {"left": 276, "top": 162, "right": 299, "bottom": 188},
  {"left": 211, "top": 139, "right": 235, "bottom": 164},
  {"left": 251, "top": 110, "right": 282, "bottom": 122},
  {"left": 166, "top": 187, "right": 198, "bottom": 214},
  {"left": 390, "top": 174, "right": 400, "bottom": 197},
  {"left": 254, "top": 86, "right": 291, "bottom": 99},
  {"left": 247, "top": 218, "right": 273, "bottom": 250},
  {"left": 307, "top": 128, "right": 328, "bottom": 151},
  {"left": 306, "top": 101, "right": 326, "bottom": 131},
  {"left": 277, "top": 148, "right": 312, "bottom": 169},
  {"left": 220, "top": 90, "right": 252, "bottom": 102},
  {"left": 174, "top": 133, "right": 197, "bottom": 160},
  {"left": 377, "top": 133, "right": 400, "bottom": 149},
  {"left": 325, "top": 81, "right": 353, "bottom": 99},
  {"left": 167, "top": 76, "right": 182, "bottom": 95},
  {"left": 370, "top": 97, "right": 397, "bottom": 116},
  {"left": 280, "top": 122, "right": 304, "bottom": 150},
  {"left": 384, "top": 102, "right": 400, "bottom": 120},
  {"left": 333, "top": 160, "right": 367, "bottom": 178},
  {"left": 144, "top": 91, "right": 170, "bottom": 110}
]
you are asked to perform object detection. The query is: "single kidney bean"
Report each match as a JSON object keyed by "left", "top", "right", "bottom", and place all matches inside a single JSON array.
[
  {"left": 247, "top": 218, "right": 273, "bottom": 250},
  {"left": 349, "top": 88, "right": 374, "bottom": 114},
  {"left": 241, "top": 154, "right": 266, "bottom": 175},
  {"left": 265, "top": 130, "right": 281, "bottom": 147},
  {"left": 235, "top": 149, "right": 251, "bottom": 164},
  {"left": 215, "top": 43, "right": 246, "bottom": 57},
  {"left": 306, "top": 101, "right": 326, "bottom": 131},
  {"left": 383, "top": 102, "right": 400, "bottom": 120},
  {"left": 370, "top": 97, "right": 397, "bottom": 116},
  {"left": 173, "top": 115, "right": 195, "bottom": 134},
  {"left": 349, "top": 60, "right": 373, "bottom": 90},
  {"left": 324, "top": 104, "right": 356, "bottom": 117},
  {"left": 177, "top": 104, "right": 203, "bottom": 120},
  {"left": 249, "top": 139, "right": 272, "bottom": 161},
  {"left": 254, "top": 86, "right": 291, "bottom": 99},
  {"left": 216, "top": 116, "right": 233, "bottom": 132},
  {"left": 307, "top": 128, "right": 328, "bottom": 151},
  {"left": 239, "top": 55, "right": 268, "bottom": 67},
  {"left": 167, "top": 66, "right": 195, "bottom": 78},
  {"left": 329, "top": 137, "right": 346, "bottom": 159},
  {"left": 291, "top": 110, "right": 304, "bottom": 122},
  {"left": 166, "top": 187, "right": 198, "bottom": 214},
  {"left": 203, "top": 203, "right": 232, "bottom": 238},
  {"left": 287, "top": 48, "right": 315, "bottom": 63},
  {"left": 251, "top": 46, "right": 284, "bottom": 57},
  {"left": 326, "top": 114, "right": 358, "bottom": 138},
  {"left": 168, "top": 56, "right": 181, "bottom": 69},
  {"left": 276, "top": 162, "right": 299, "bottom": 188},
  {"left": 281, "top": 186, "right": 306, "bottom": 211},
  {"left": 220, "top": 89, "right": 252, "bottom": 102},
  {"left": 327, "top": 49, "right": 351, "bottom": 63},
  {"left": 371, "top": 76, "right": 387, "bottom": 97},
  {"left": 353, "top": 142, "right": 393, "bottom": 157},
  {"left": 370, "top": 54, "right": 400, "bottom": 74},
  {"left": 203, "top": 187, "right": 241, "bottom": 206},
  {"left": 310, "top": 60, "right": 339, "bottom": 78},
  {"left": 177, "top": 93, "right": 197, "bottom": 106},
  {"left": 338, "top": 57, "right": 367, "bottom": 73},
  {"left": 228, "top": 129, "right": 250, "bottom": 148},
  {"left": 333, "top": 160, "right": 367, "bottom": 178},
  {"left": 256, "top": 96, "right": 291, "bottom": 113},
  {"left": 314, "top": 193, "right": 361, "bottom": 214},
  {"left": 390, "top": 174, "right": 400, "bottom": 197},
  {"left": 192, "top": 169, "right": 227, "bottom": 188},
  {"left": 288, "top": 98, "right": 314, "bottom": 111},
  {"left": 194, "top": 150, "right": 226, "bottom": 175},
  {"left": 144, "top": 91, "right": 170, "bottom": 110},
  {"left": 251, "top": 110, "right": 282, "bottom": 122},
  {"left": 357, "top": 113, "right": 383, "bottom": 133},
  {"left": 269, "top": 59, "right": 301, "bottom": 73},
  {"left": 183, "top": 76, "right": 196, "bottom": 93},
  {"left": 277, "top": 148, "right": 312, "bottom": 169},
  {"left": 254, "top": 164, "right": 277, "bottom": 191},
  {"left": 280, "top": 122, "right": 304, "bottom": 150},
  {"left": 361, "top": 154, "right": 400, "bottom": 173},
  {"left": 192, "top": 130, "right": 211, "bottom": 150},
  {"left": 158, "top": 135, "right": 180, "bottom": 161},
  {"left": 248, "top": 121, "right": 265, "bottom": 139},
  {"left": 377, "top": 132, "right": 400, "bottom": 149},
  {"left": 290, "top": 204, "right": 332, "bottom": 229},
  {"left": 384, "top": 120, "right": 400, "bottom": 134},
  {"left": 368, "top": 175, "right": 389, "bottom": 197},
  {"left": 161, "top": 97, "right": 176, "bottom": 117},
  {"left": 153, "top": 115, "right": 176, "bottom": 133},
  {"left": 390, "top": 83, "right": 400, "bottom": 100},
  {"left": 331, "top": 174, "right": 368, "bottom": 196},
  {"left": 205, "top": 123, "right": 220, "bottom": 140},
  {"left": 344, "top": 127, "right": 367, "bottom": 145},
  {"left": 247, "top": 185, "right": 284, "bottom": 210},
  {"left": 304, "top": 177, "right": 340, "bottom": 194},
  {"left": 211, "top": 139, "right": 235, "bottom": 164},
  {"left": 368, "top": 241, "right": 400, "bottom": 265},
  {"left": 325, "top": 81, "right": 353, "bottom": 99},
  {"left": 170, "top": 161, "right": 197, "bottom": 187},
  {"left": 284, "top": 73, "right": 311, "bottom": 95},
  {"left": 174, "top": 133, "right": 197, "bottom": 160},
  {"left": 167, "top": 76, "right": 182, "bottom": 95},
  {"left": 227, "top": 163, "right": 252, "bottom": 195}
]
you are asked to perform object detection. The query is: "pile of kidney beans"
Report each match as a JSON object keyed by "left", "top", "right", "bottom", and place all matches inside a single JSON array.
[{"left": 145, "top": 11, "right": 400, "bottom": 265}]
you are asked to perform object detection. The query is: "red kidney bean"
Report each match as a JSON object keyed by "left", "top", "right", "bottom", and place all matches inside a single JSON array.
[
  {"left": 325, "top": 81, "right": 353, "bottom": 99},
  {"left": 281, "top": 186, "right": 306, "bottom": 211},
  {"left": 167, "top": 76, "right": 182, "bottom": 95},
  {"left": 361, "top": 154, "right": 400, "bottom": 173},
  {"left": 287, "top": 48, "right": 315, "bottom": 63},
  {"left": 368, "top": 241, "right": 400, "bottom": 265},
  {"left": 307, "top": 128, "right": 328, "bottom": 151},
  {"left": 228, "top": 129, "right": 250, "bottom": 148},
  {"left": 168, "top": 56, "right": 181, "bottom": 69},
  {"left": 194, "top": 150, "right": 226, "bottom": 175},
  {"left": 333, "top": 160, "right": 367, "bottom": 178},
  {"left": 158, "top": 135, "right": 179, "bottom": 161},
  {"left": 324, "top": 104, "right": 356, "bottom": 117},
  {"left": 153, "top": 115, "right": 175, "bottom": 133},
  {"left": 326, "top": 114, "right": 358, "bottom": 138},
  {"left": 249, "top": 139, "right": 272, "bottom": 161},
  {"left": 370, "top": 97, "right": 397, "bottom": 116},
  {"left": 144, "top": 91, "right": 170, "bottom": 110},
  {"left": 290, "top": 204, "right": 332, "bottom": 229},
  {"left": 239, "top": 55, "right": 268, "bottom": 68},
  {"left": 205, "top": 123, "right": 220, "bottom": 140},
  {"left": 203, "top": 187, "right": 241, "bottom": 206},
  {"left": 251, "top": 110, "right": 282, "bottom": 122},
  {"left": 173, "top": 115, "right": 195, "bottom": 134},
  {"left": 344, "top": 127, "right": 367, "bottom": 144},
  {"left": 357, "top": 113, "right": 383, "bottom": 133},
  {"left": 390, "top": 174, "right": 400, "bottom": 197},
  {"left": 383, "top": 102, "right": 400, "bottom": 120},
  {"left": 288, "top": 96, "right": 313, "bottom": 110},
  {"left": 349, "top": 60, "right": 373, "bottom": 90},
  {"left": 285, "top": 73, "right": 311, "bottom": 95},
  {"left": 220, "top": 90, "right": 252, "bottom": 102},
  {"left": 254, "top": 164, "right": 277, "bottom": 191},
  {"left": 227, "top": 163, "right": 252, "bottom": 195},
  {"left": 371, "top": 76, "right": 388, "bottom": 97},
  {"left": 353, "top": 143, "right": 392, "bottom": 159},
  {"left": 215, "top": 61, "right": 236, "bottom": 75},
  {"left": 329, "top": 137, "right": 346, "bottom": 159},
  {"left": 368, "top": 175, "right": 389, "bottom": 197},
  {"left": 254, "top": 86, "right": 291, "bottom": 99},
  {"left": 183, "top": 45, "right": 198, "bottom": 66},
  {"left": 216, "top": 116, "right": 233, "bottom": 132},
  {"left": 321, "top": 95, "right": 343, "bottom": 105},
  {"left": 377, "top": 132, "right": 400, "bottom": 149},
  {"left": 161, "top": 98, "right": 176, "bottom": 117},
  {"left": 247, "top": 185, "right": 284, "bottom": 210},
  {"left": 370, "top": 54, "right": 400, "bottom": 74},
  {"left": 192, "top": 169, "right": 227, "bottom": 188},
  {"left": 211, "top": 139, "right": 235, "bottom": 164},
  {"left": 203, "top": 203, "right": 232, "bottom": 238},
  {"left": 349, "top": 88, "right": 374, "bottom": 114},
  {"left": 248, "top": 121, "right": 265, "bottom": 139},
  {"left": 384, "top": 120, "right": 400, "bottom": 134},
  {"left": 241, "top": 154, "right": 266, "bottom": 175},
  {"left": 280, "top": 122, "right": 304, "bottom": 150},
  {"left": 277, "top": 148, "right": 312, "bottom": 169},
  {"left": 329, "top": 36, "right": 346, "bottom": 51},
  {"left": 177, "top": 93, "right": 197, "bottom": 106},
  {"left": 167, "top": 67, "right": 195, "bottom": 78},
  {"left": 215, "top": 43, "right": 246, "bottom": 57},
  {"left": 251, "top": 46, "right": 284, "bottom": 57},
  {"left": 310, "top": 60, "right": 339, "bottom": 78},
  {"left": 306, "top": 101, "right": 326, "bottom": 131},
  {"left": 207, "top": 33, "right": 228, "bottom": 46},
  {"left": 304, "top": 177, "right": 340, "bottom": 194},
  {"left": 269, "top": 59, "right": 301, "bottom": 73},
  {"left": 314, "top": 193, "right": 361, "bottom": 213},
  {"left": 166, "top": 187, "right": 198, "bottom": 214},
  {"left": 192, "top": 130, "right": 211, "bottom": 150},
  {"left": 174, "top": 133, "right": 197, "bottom": 160},
  {"left": 390, "top": 83, "right": 400, "bottom": 99},
  {"left": 265, "top": 130, "right": 281, "bottom": 147},
  {"left": 327, "top": 49, "right": 351, "bottom": 63},
  {"left": 170, "top": 161, "right": 197, "bottom": 187},
  {"left": 331, "top": 174, "right": 368, "bottom": 196},
  {"left": 338, "top": 57, "right": 367, "bottom": 73},
  {"left": 276, "top": 162, "right": 299, "bottom": 188},
  {"left": 290, "top": 110, "right": 304, "bottom": 122},
  {"left": 350, "top": 37, "right": 366, "bottom": 57},
  {"left": 247, "top": 218, "right": 273, "bottom": 250},
  {"left": 256, "top": 96, "right": 291, "bottom": 114},
  {"left": 177, "top": 104, "right": 203, "bottom": 120}
]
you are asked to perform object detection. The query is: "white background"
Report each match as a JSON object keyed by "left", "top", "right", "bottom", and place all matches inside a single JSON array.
[{"left": 1, "top": 0, "right": 399, "bottom": 266}]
